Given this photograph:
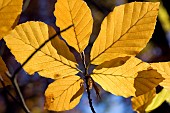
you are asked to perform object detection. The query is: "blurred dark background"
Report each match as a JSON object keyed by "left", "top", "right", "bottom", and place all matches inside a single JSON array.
[{"left": 1, "top": 0, "right": 170, "bottom": 113}]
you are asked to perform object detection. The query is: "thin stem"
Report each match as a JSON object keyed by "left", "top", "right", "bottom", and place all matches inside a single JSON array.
[
  {"left": 81, "top": 51, "right": 96, "bottom": 113},
  {"left": 0, "top": 75, "right": 20, "bottom": 104},
  {"left": 0, "top": 73, "right": 30, "bottom": 113},
  {"left": 6, "top": 72, "right": 30, "bottom": 113},
  {"left": 85, "top": 76, "right": 96, "bottom": 113},
  {"left": 81, "top": 51, "right": 87, "bottom": 72}
]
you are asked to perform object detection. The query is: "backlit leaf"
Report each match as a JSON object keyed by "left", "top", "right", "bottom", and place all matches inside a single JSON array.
[
  {"left": 0, "top": 0, "right": 23, "bottom": 39},
  {"left": 151, "top": 62, "right": 170, "bottom": 90},
  {"left": 4, "top": 21, "right": 78, "bottom": 79},
  {"left": 45, "top": 75, "right": 84, "bottom": 111},
  {"left": 51, "top": 36, "right": 76, "bottom": 63},
  {"left": 158, "top": 2, "right": 170, "bottom": 32},
  {"left": 54, "top": 0, "right": 93, "bottom": 53},
  {"left": 146, "top": 88, "right": 170, "bottom": 112},
  {"left": 0, "top": 57, "right": 11, "bottom": 87},
  {"left": 131, "top": 89, "right": 156, "bottom": 113},
  {"left": 90, "top": 2, "right": 159, "bottom": 65},
  {"left": 92, "top": 57, "right": 163, "bottom": 97}
]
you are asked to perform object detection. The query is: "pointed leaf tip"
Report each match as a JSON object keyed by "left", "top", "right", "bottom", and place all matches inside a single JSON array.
[
  {"left": 54, "top": 0, "right": 93, "bottom": 53},
  {"left": 90, "top": 2, "right": 160, "bottom": 65}
]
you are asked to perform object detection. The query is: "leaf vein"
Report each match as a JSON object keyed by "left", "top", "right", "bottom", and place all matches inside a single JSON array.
[{"left": 91, "top": 3, "right": 158, "bottom": 62}]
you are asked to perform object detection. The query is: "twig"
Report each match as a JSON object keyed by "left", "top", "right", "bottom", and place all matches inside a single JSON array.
[
  {"left": 81, "top": 51, "right": 96, "bottom": 113},
  {"left": 10, "top": 25, "right": 73, "bottom": 113},
  {"left": 0, "top": 75, "right": 20, "bottom": 104},
  {"left": 0, "top": 74, "right": 30, "bottom": 112},
  {"left": 85, "top": 76, "right": 96, "bottom": 113},
  {"left": 6, "top": 72, "right": 30, "bottom": 113}
]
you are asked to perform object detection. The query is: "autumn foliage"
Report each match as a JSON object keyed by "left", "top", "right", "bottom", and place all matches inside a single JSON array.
[{"left": 0, "top": 0, "right": 169, "bottom": 113}]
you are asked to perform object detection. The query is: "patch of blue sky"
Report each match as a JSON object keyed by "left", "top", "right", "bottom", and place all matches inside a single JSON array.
[{"left": 77, "top": 92, "right": 134, "bottom": 113}]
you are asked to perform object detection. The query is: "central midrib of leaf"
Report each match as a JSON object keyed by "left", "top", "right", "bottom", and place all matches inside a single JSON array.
[
  {"left": 68, "top": 0, "right": 81, "bottom": 53},
  {"left": 53, "top": 78, "right": 81, "bottom": 99},
  {"left": 93, "top": 73, "right": 161, "bottom": 79},
  {"left": 0, "top": 0, "right": 11, "bottom": 11},
  {"left": 93, "top": 73, "right": 134, "bottom": 78},
  {"left": 91, "top": 4, "right": 157, "bottom": 63}
]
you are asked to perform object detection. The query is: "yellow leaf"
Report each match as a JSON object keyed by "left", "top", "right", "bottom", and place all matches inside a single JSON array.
[
  {"left": 146, "top": 88, "right": 170, "bottom": 112},
  {"left": 90, "top": 2, "right": 159, "bottom": 65},
  {"left": 91, "top": 57, "right": 163, "bottom": 97},
  {"left": 4, "top": 21, "right": 78, "bottom": 79},
  {"left": 151, "top": 62, "right": 170, "bottom": 90},
  {"left": 0, "top": 0, "right": 23, "bottom": 39},
  {"left": 131, "top": 89, "right": 156, "bottom": 113},
  {"left": 51, "top": 36, "right": 76, "bottom": 63},
  {"left": 158, "top": 2, "right": 170, "bottom": 32},
  {"left": 0, "top": 57, "right": 11, "bottom": 87},
  {"left": 45, "top": 75, "right": 84, "bottom": 111},
  {"left": 54, "top": 0, "right": 93, "bottom": 53},
  {"left": 145, "top": 0, "right": 170, "bottom": 32}
]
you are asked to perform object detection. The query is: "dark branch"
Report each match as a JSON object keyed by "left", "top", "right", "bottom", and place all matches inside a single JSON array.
[
  {"left": 81, "top": 52, "right": 96, "bottom": 113},
  {"left": 0, "top": 74, "right": 19, "bottom": 104},
  {"left": 85, "top": 76, "right": 96, "bottom": 113},
  {"left": 6, "top": 72, "right": 31, "bottom": 113},
  {"left": 0, "top": 73, "right": 29, "bottom": 113}
]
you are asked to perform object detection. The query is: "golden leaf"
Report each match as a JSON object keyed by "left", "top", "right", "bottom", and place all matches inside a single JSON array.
[
  {"left": 0, "top": 0, "right": 23, "bottom": 39},
  {"left": 51, "top": 36, "right": 76, "bottom": 63},
  {"left": 151, "top": 62, "right": 170, "bottom": 90},
  {"left": 158, "top": 2, "right": 170, "bottom": 32},
  {"left": 54, "top": 0, "right": 93, "bottom": 53},
  {"left": 92, "top": 57, "right": 163, "bottom": 97},
  {"left": 0, "top": 57, "right": 11, "bottom": 87},
  {"left": 45, "top": 75, "right": 84, "bottom": 111},
  {"left": 146, "top": 88, "right": 170, "bottom": 112},
  {"left": 90, "top": 2, "right": 159, "bottom": 65},
  {"left": 4, "top": 21, "right": 78, "bottom": 79},
  {"left": 131, "top": 89, "right": 156, "bottom": 113}
]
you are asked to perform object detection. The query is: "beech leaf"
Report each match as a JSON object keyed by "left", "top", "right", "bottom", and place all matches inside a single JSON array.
[
  {"left": 145, "top": 88, "right": 170, "bottom": 112},
  {"left": 92, "top": 57, "right": 163, "bottom": 97},
  {"left": 0, "top": 0, "right": 23, "bottom": 39},
  {"left": 0, "top": 57, "right": 11, "bottom": 87},
  {"left": 4, "top": 21, "right": 78, "bottom": 79},
  {"left": 51, "top": 36, "right": 76, "bottom": 63},
  {"left": 54, "top": 0, "right": 93, "bottom": 53},
  {"left": 45, "top": 75, "right": 84, "bottom": 111},
  {"left": 151, "top": 62, "right": 170, "bottom": 90},
  {"left": 90, "top": 2, "right": 159, "bottom": 65},
  {"left": 131, "top": 89, "right": 156, "bottom": 113}
]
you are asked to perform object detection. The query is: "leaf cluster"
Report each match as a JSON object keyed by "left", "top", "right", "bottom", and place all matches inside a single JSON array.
[{"left": 0, "top": 0, "right": 169, "bottom": 113}]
